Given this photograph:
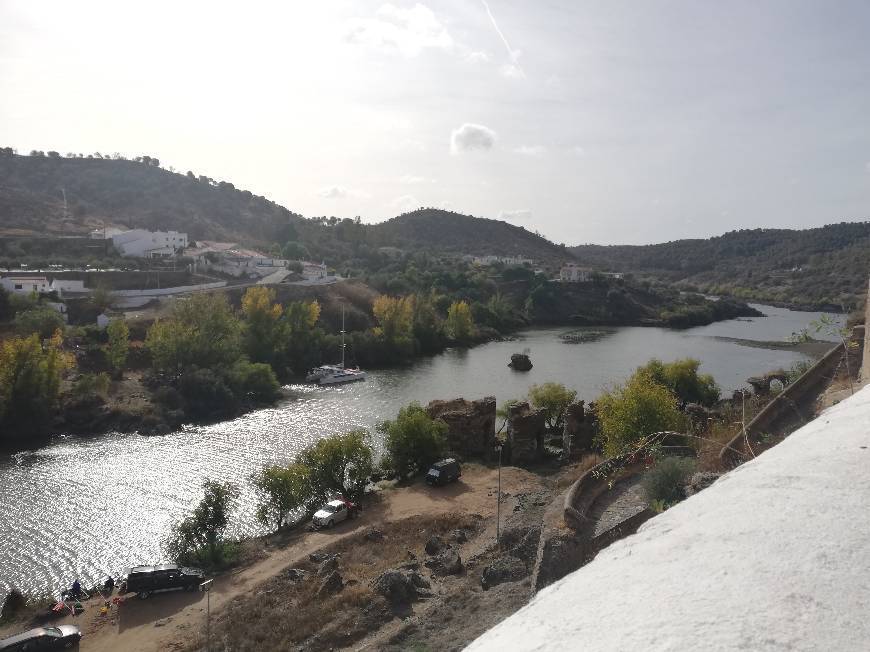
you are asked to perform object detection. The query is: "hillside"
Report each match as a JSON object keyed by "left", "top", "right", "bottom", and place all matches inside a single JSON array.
[
  {"left": 0, "top": 152, "right": 300, "bottom": 244},
  {"left": 366, "top": 209, "right": 569, "bottom": 262},
  {"left": 571, "top": 223, "right": 870, "bottom": 310}
]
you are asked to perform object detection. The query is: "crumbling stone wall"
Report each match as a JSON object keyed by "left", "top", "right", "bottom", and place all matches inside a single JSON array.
[
  {"left": 425, "top": 396, "right": 496, "bottom": 457},
  {"left": 561, "top": 402, "right": 586, "bottom": 459},
  {"left": 506, "top": 401, "right": 547, "bottom": 465}
]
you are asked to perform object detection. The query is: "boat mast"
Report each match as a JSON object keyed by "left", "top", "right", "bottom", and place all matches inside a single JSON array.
[{"left": 341, "top": 304, "right": 346, "bottom": 368}]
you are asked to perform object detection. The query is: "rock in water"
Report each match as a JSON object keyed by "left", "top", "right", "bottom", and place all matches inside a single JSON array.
[{"left": 509, "top": 353, "right": 533, "bottom": 371}]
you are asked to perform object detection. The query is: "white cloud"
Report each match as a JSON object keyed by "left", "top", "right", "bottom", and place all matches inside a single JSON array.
[
  {"left": 466, "top": 50, "right": 491, "bottom": 63},
  {"left": 450, "top": 123, "right": 497, "bottom": 154},
  {"left": 317, "top": 185, "right": 370, "bottom": 200},
  {"left": 500, "top": 62, "right": 525, "bottom": 79},
  {"left": 573, "top": 145, "right": 587, "bottom": 156},
  {"left": 391, "top": 194, "right": 420, "bottom": 213},
  {"left": 499, "top": 209, "right": 532, "bottom": 222},
  {"left": 317, "top": 185, "right": 347, "bottom": 199},
  {"left": 438, "top": 200, "right": 452, "bottom": 209},
  {"left": 400, "top": 174, "right": 426, "bottom": 184},
  {"left": 344, "top": 3, "right": 453, "bottom": 58},
  {"left": 514, "top": 144, "right": 545, "bottom": 157}
]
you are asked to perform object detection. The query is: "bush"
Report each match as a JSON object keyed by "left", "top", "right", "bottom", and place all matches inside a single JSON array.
[
  {"left": 637, "top": 358, "right": 719, "bottom": 407},
  {"left": 13, "top": 306, "right": 66, "bottom": 338},
  {"left": 377, "top": 402, "right": 448, "bottom": 478},
  {"left": 642, "top": 456, "right": 696, "bottom": 506},
  {"left": 178, "top": 369, "right": 237, "bottom": 418},
  {"left": 0, "top": 588, "right": 25, "bottom": 622},
  {"left": 528, "top": 382, "right": 577, "bottom": 430},
  {"left": 71, "top": 372, "right": 111, "bottom": 399},
  {"left": 254, "top": 463, "right": 313, "bottom": 531},
  {"left": 225, "top": 360, "right": 281, "bottom": 402},
  {"left": 165, "top": 480, "right": 239, "bottom": 568},
  {"left": 596, "top": 370, "right": 684, "bottom": 457}
]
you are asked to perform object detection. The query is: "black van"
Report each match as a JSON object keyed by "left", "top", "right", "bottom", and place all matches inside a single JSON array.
[
  {"left": 425, "top": 458, "right": 461, "bottom": 486},
  {"left": 122, "top": 564, "right": 204, "bottom": 598}
]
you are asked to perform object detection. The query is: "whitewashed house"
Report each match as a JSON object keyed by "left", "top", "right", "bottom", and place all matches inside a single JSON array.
[
  {"left": 559, "top": 263, "right": 593, "bottom": 282},
  {"left": 111, "top": 230, "right": 188, "bottom": 258},
  {"left": 187, "top": 241, "right": 287, "bottom": 278},
  {"left": 49, "top": 279, "right": 87, "bottom": 296},
  {"left": 301, "top": 262, "right": 328, "bottom": 281},
  {"left": 0, "top": 275, "right": 51, "bottom": 295}
]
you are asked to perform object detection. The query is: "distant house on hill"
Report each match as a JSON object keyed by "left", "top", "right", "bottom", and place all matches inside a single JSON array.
[
  {"left": 559, "top": 263, "right": 592, "bottom": 282},
  {"left": 188, "top": 241, "right": 287, "bottom": 278},
  {"left": 89, "top": 226, "right": 125, "bottom": 240},
  {"left": 464, "top": 254, "right": 534, "bottom": 267},
  {"left": 111, "top": 229, "right": 188, "bottom": 258},
  {"left": 0, "top": 275, "right": 50, "bottom": 295}
]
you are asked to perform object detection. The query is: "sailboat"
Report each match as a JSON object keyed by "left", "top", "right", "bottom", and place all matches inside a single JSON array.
[{"left": 305, "top": 305, "right": 367, "bottom": 385}]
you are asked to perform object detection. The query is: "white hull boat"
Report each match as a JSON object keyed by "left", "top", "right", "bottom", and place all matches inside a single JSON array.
[{"left": 306, "top": 306, "right": 366, "bottom": 386}]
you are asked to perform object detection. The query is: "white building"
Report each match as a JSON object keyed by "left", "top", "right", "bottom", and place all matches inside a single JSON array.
[
  {"left": 111, "top": 229, "right": 188, "bottom": 258},
  {"left": 89, "top": 226, "right": 125, "bottom": 240},
  {"left": 301, "top": 262, "right": 328, "bottom": 281},
  {"left": 465, "top": 254, "right": 534, "bottom": 267},
  {"left": 49, "top": 279, "right": 87, "bottom": 296},
  {"left": 1, "top": 275, "right": 50, "bottom": 295},
  {"left": 469, "top": 385, "right": 870, "bottom": 652},
  {"left": 559, "top": 263, "right": 592, "bottom": 282},
  {"left": 187, "top": 241, "right": 287, "bottom": 278}
]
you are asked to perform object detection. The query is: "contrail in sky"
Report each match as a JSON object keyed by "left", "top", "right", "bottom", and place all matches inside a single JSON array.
[{"left": 481, "top": 0, "right": 523, "bottom": 73}]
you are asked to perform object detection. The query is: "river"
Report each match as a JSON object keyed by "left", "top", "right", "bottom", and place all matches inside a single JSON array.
[{"left": 0, "top": 304, "right": 843, "bottom": 595}]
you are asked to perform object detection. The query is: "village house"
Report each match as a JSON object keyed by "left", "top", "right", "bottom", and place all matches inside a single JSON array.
[
  {"left": 111, "top": 229, "right": 189, "bottom": 258},
  {"left": 187, "top": 241, "right": 288, "bottom": 278},
  {"left": 0, "top": 275, "right": 50, "bottom": 295},
  {"left": 463, "top": 254, "right": 534, "bottom": 266},
  {"left": 559, "top": 263, "right": 593, "bottom": 282}
]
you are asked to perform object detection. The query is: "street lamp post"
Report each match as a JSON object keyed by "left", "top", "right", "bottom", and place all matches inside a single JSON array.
[
  {"left": 494, "top": 441, "right": 503, "bottom": 544},
  {"left": 200, "top": 579, "right": 214, "bottom": 652}
]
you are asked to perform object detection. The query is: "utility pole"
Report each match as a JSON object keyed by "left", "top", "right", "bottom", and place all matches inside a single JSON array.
[
  {"left": 494, "top": 441, "right": 503, "bottom": 543},
  {"left": 199, "top": 579, "right": 213, "bottom": 652}
]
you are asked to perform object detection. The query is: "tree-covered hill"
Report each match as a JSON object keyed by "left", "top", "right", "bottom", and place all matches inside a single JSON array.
[
  {"left": 571, "top": 223, "right": 870, "bottom": 310},
  {"left": 0, "top": 151, "right": 301, "bottom": 243},
  {"left": 366, "top": 209, "right": 569, "bottom": 263}
]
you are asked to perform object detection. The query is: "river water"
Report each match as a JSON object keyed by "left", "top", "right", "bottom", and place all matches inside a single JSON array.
[{"left": 0, "top": 304, "right": 842, "bottom": 595}]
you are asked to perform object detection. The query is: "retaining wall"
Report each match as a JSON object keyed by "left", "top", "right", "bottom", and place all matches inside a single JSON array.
[
  {"left": 112, "top": 281, "right": 226, "bottom": 297},
  {"left": 864, "top": 278, "right": 870, "bottom": 385},
  {"left": 719, "top": 327, "right": 864, "bottom": 466}
]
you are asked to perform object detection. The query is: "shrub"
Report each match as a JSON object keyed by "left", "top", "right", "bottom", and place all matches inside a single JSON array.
[
  {"left": 225, "top": 360, "right": 281, "bottom": 402},
  {"left": 0, "top": 588, "right": 25, "bottom": 622},
  {"left": 596, "top": 370, "right": 684, "bottom": 457},
  {"left": 642, "top": 456, "right": 696, "bottom": 506},
  {"left": 377, "top": 402, "right": 448, "bottom": 478},
  {"left": 178, "top": 369, "right": 237, "bottom": 418},
  {"left": 637, "top": 358, "right": 720, "bottom": 407},
  {"left": 71, "top": 372, "right": 111, "bottom": 399},
  {"left": 13, "top": 306, "right": 66, "bottom": 338},
  {"left": 528, "top": 382, "right": 578, "bottom": 430}
]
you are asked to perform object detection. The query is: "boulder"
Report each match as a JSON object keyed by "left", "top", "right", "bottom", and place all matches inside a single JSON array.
[
  {"left": 481, "top": 557, "right": 528, "bottom": 590},
  {"left": 684, "top": 471, "right": 722, "bottom": 497},
  {"left": 508, "top": 353, "right": 533, "bottom": 371},
  {"left": 364, "top": 529, "right": 385, "bottom": 542},
  {"left": 309, "top": 552, "right": 328, "bottom": 563},
  {"left": 372, "top": 570, "right": 429, "bottom": 605},
  {"left": 425, "top": 547, "right": 463, "bottom": 576},
  {"left": 317, "top": 570, "right": 343, "bottom": 597},
  {"left": 425, "top": 535, "right": 445, "bottom": 556},
  {"left": 500, "top": 526, "right": 542, "bottom": 565},
  {"left": 452, "top": 528, "right": 469, "bottom": 544},
  {"left": 425, "top": 396, "right": 496, "bottom": 457},
  {"left": 284, "top": 568, "right": 307, "bottom": 582}
]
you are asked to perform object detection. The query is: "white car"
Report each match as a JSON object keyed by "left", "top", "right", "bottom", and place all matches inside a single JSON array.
[{"left": 312, "top": 498, "right": 357, "bottom": 528}]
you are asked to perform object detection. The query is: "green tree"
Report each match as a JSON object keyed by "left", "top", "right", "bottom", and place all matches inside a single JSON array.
[
  {"left": 145, "top": 293, "right": 242, "bottom": 375},
  {"left": 377, "top": 402, "right": 448, "bottom": 478},
  {"left": 254, "top": 463, "right": 312, "bottom": 531},
  {"left": 445, "top": 300, "right": 475, "bottom": 341},
  {"left": 241, "top": 287, "right": 284, "bottom": 365},
  {"left": 105, "top": 319, "right": 129, "bottom": 378},
  {"left": 412, "top": 293, "right": 444, "bottom": 354},
  {"left": 372, "top": 295, "right": 414, "bottom": 343},
  {"left": 596, "top": 371, "right": 684, "bottom": 457},
  {"left": 281, "top": 241, "right": 309, "bottom": 260},
  {"left": 13, "top": 307, "right": 65, "bottom": 338},
  {"left": 297, "top": 430, "right": 374, "bottom": 500},
  {"left": 282, "top": 300, "right": 322, "bottom": 374},
  {"left": 0, "top": 331, "right": 71, "bottom": 444},
  {"left": 165, "top": 480, "right": 239, "bottom": 566},
  {"left": 638, "top": 358, "right": 719, "bottom": 407},
  {"left": 528, "top": 382, "right": 578, "bottom": 430}
]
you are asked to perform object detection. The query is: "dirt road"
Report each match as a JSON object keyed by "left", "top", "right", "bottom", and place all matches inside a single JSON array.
[{"left": 3, "top": 464, "right": 539, "bottom": 652}]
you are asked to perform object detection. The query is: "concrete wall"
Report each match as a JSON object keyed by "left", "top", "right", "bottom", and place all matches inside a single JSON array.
[
  {"left": 863, "top": 278, "right": 870, "bottom": 385},
  {"left": 112, "top": 281, "right": 226, "bottom": 297}
]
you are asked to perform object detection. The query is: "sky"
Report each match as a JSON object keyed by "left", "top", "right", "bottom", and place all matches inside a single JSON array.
[{"left": 1, "top": 0, "right": 869, "bottom": 245}]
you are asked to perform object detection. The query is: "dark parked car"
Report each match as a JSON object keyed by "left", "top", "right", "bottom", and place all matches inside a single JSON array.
[
  {"left": 0, "top": 625, "right": 81, "bottom": 651},
  {"left": 122, "top": 563, "right": 205, "bottom": 598},
  {"left": 425, "top": 458, "right": 462, "bottom": 486}
]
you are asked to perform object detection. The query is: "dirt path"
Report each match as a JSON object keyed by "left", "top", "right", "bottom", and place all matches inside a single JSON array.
[{"left": 5, "top": 465, "right": 537, "bottom": 652}]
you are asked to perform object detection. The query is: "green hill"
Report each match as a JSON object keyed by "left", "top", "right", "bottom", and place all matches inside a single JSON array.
[
  {"left": 0, "top": 152, "right": 300, "bottom": 244},
  {"left": 366, "top": 209, "right": 569, "bottom": 262},
  {"left": 571, "top": 223, "right": 870, "bottom": 310}
]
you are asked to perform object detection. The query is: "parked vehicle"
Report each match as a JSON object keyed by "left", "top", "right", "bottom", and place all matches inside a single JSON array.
[
  {"left": 0, "top": 625, "right": 81, "bottom": 650},
  {"left": 312, "top": 497, "right": 358, "bottom": 528},
  {"left": 426, "top": 458, "right": 462, "bottom": 486},
  {"left": 121, "top": 563, "right": 205, "bottom": 599}
]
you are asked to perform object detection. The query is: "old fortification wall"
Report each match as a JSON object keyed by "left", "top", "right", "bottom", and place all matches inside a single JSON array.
[{"left": 425, "top": 396, "right": 496, "bottom": 458}]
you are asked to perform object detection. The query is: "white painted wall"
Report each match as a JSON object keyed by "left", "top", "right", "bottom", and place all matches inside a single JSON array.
[{"left": 468, "top": 385, "right": 870, "bottom": 651}]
